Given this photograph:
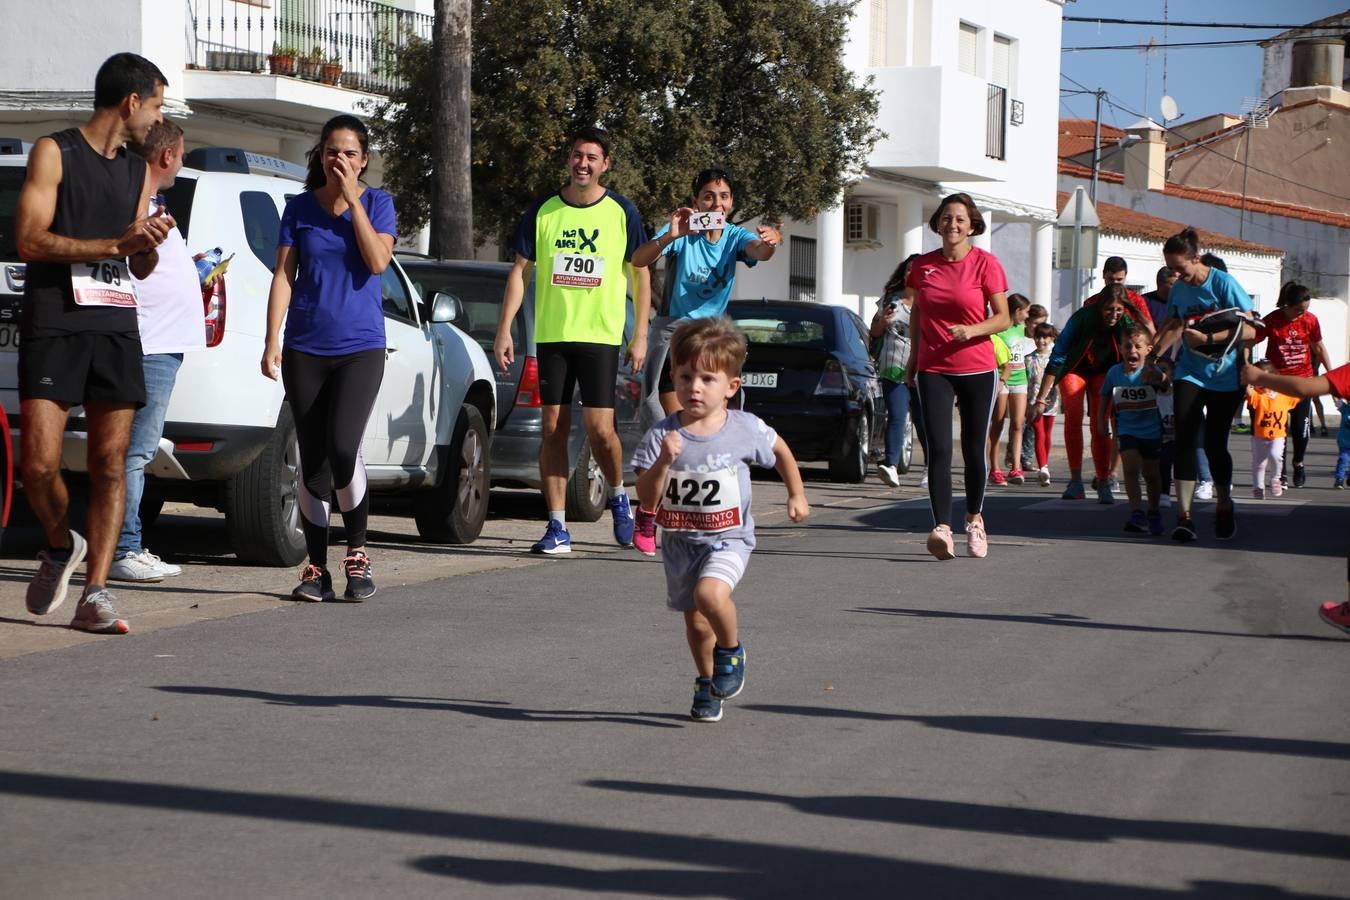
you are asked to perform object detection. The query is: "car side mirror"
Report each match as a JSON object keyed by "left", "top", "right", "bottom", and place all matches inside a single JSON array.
[{"left": 429, "top": 291, "right": 463, "bottom": 324}]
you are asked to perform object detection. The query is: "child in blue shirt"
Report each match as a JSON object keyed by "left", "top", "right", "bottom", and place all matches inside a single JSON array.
[{"left": 1098, "top": 325, "right": 1170, "bottom": 535}]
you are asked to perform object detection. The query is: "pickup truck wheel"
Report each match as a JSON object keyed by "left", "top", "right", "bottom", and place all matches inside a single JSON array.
[
  {"left": 415, "top": 406, "right": 489, "bottom": 544},
  {"left": 224, "top": 403, "right": 306, "bottom": 566},
  {"left": 566, "top": 437, "right": 606, "bottom": 523}
]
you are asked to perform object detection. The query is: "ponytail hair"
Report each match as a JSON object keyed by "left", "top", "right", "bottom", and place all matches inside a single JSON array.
[
  {"left": 1277, "top": 281, "right": 1311, "bottom": 308},
  {"left": 1162, "top": 226, "right": 1200, "bottom": 259},
  {"left": 305, "top": 114, "right": 370, "bottom": 191}
]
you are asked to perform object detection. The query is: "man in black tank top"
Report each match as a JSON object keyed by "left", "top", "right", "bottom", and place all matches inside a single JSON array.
[{"left": 14, "top": 52, "right": 174, "bottom": 635}]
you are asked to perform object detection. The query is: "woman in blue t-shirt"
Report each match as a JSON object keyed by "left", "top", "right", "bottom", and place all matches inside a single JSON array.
[
  {"left": 261, "top": 114, "right": 398, "bottom": 602},
  {"left": 1149, "top": 227, "right": 1259, "bottom": 543},
  {"left": 632, "top": 167, "right": 781, "bottom": 415}
]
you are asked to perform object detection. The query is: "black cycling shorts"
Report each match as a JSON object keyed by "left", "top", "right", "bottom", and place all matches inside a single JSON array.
[
  {"left": 1118, "top": 434, "right": 1162, "bottom": 460},
  {"left": 536, "top": 341, "right": 619, "bottom": 408},
  {"left": 19, "top": 332, "right": 145, "bottom": 408}
]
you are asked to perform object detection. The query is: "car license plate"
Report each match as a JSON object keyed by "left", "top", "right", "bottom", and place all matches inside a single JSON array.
[
  {"left": 743, "top": 372, "right": 777, "bottom": 388},
  {"left": 0, "top": 323, "right": 20, "bottom": 351}
]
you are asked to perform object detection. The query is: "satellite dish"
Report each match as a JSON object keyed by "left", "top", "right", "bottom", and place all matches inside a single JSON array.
[{"left": 1160, "top": 95, "right": 1180, "bottom": 122}]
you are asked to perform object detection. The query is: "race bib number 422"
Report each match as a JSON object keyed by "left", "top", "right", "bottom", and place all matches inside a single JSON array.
[
  {"left": 551, "top": 252, "right": 604, "bottom": 288},
  {"left": 656, "top": 467, "right": 742, "bottom": 533},
  {"left": 71, "top": 259, "right": 137, "bottom": 307}
]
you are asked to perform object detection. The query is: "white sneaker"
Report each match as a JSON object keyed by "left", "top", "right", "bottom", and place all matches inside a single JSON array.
[
  {"left": 1194, "top": 480, "right": 1214, "bottom": 501},
  {"left": 877, "top": 464, "right": 900, "bottom": 487},
  {"left": 108, "top": 549, "right": 183, "bottom": 583},
  {"left": 1037, "top": 466, "right": 1051, "bottom": 487}
]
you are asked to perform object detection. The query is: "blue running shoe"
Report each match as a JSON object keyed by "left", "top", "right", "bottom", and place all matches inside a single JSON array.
[
  {"left": 609, "top": 492, "right": 635, "bottom": 547},
  {"left": 691, "top": 676, "right": 723, "bottom": 722},
  {"left": 1061, "top": 479, "right": 1086, "bottom": 500},
  {"left": 530, "top": 520, "right": 571, "bottom": 554},
  {"left": 1124, "top": 510, "right": 1148, "bottom": 533},
  {"left": 1147, "top": 510, "right": 1164, "bottom": 536},
  {"left": 711, "top": 643, "right": 746, "bottom": 699},
  {"left": 1096, "top": 482, "right": 1115, "bottom": 504}
]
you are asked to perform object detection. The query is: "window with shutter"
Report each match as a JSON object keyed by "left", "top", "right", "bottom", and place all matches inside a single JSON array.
[
  {"left": 993, "top": 34, "right": 1012, "bottom": 87},
  {"left": 958, "top": 22, "right": 978, "bottom": 76},
  {"left": 869, "top": 0, "right": 888, "bottom": 66}
]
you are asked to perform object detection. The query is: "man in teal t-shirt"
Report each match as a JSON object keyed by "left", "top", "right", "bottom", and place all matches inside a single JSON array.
[{"left": 493, "top": 127, "right": 651, "bottom": 555}]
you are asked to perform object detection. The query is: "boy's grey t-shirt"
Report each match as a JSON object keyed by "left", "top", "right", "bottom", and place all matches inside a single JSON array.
[{"left": 631, "top": 410, "right": 779, "bottom": 548}]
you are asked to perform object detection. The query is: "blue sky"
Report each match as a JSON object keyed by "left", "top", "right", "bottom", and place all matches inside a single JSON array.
[{"left": 1059, "top": 1, "right": 1348, "bottom": 129}]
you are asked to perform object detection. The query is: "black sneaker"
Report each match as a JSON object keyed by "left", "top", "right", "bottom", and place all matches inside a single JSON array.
[
  {"left": 1293, "top": 464, "right": 1307, "bottom": 488},
  {"left": 292, "top": 564, "right": 334, "bottom": 602},
  {"left": 1171, "top": 514, "right": 1197, "bottom": 543},
  {"left": 690, "top": 677, "right": 723, "bottom": 722},
  {"left": 1215, "top": 502, "right": 1236, "bottom": 541},
  {"left": 342, "top": 551, "right": 376, "bottom": 601}
]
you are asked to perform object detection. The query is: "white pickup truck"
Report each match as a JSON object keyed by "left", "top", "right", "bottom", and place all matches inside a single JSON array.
[{"left": 0, "top": 142, "right": 496, "bottom": 565}]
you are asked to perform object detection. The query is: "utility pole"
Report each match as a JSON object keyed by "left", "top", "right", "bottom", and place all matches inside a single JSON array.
[
  {"left": 1090, "top": 89, "right": 1105, "bottom": 203},
  {"left": 431, "top": 0, "right": 474, "bottom": 259}
]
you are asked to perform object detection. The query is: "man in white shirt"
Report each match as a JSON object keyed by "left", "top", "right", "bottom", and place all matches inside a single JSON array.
[{"left": 110, "top": 120, "right": 206, "bottom": 581}]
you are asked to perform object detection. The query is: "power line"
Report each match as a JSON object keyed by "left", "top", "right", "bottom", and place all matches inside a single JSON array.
[
  {"left": 1065, "top": 38, "right": 1291, "bottom": 52},
  {"left": 1063, "top": 16, "right": 1334, "bottom": 29}
]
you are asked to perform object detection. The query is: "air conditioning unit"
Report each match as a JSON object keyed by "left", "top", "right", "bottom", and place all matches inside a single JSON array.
[{"left": 845, "top": 201, "right": 881, "bottom": 246}]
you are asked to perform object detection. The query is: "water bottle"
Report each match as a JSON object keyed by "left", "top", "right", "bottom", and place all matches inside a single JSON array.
[{"left": 195, "top": 247, "right": 223, "bottom": 286}]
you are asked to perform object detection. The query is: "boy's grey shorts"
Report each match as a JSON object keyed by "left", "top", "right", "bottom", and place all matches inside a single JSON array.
[{"left": 661, "top": 534, "right": 752, "bottom": 612}]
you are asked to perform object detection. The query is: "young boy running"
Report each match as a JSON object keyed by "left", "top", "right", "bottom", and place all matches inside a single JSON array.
[
  {"left": 1098, "top": 325, "right": 1169, "bottom": 536},
  {"left": 632, "top": 317, "right": 809, "bottom": 722}
]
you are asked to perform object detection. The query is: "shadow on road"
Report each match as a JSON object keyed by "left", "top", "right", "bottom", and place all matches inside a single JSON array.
[
  {"left": 0, "top": 770, "right": 1337, "bottom": 899},
  {"left": 737, "top": 705, "right": 1350, "bottom": 761}
]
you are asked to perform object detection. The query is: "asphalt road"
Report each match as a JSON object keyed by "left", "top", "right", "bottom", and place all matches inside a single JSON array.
[{"left": 1, "top": 436, "right": 1348, "bottom": 898}]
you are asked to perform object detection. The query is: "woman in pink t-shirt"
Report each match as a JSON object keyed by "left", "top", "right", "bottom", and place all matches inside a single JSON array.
[{"left": 903, "top": 193, "right": 1011, "bottom": 560}]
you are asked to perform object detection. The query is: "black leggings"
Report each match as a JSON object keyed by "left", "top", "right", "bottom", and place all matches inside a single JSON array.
[
  {"left": 1172, "top": 381, "right": 1243, "bottom": 488},
  {"left": 1288, "top": 397, "right": 1312, "bottom": 467},
  {"left": 915, "top": 370, "right": 998, "bottom": 527},
  {"left": 281, "top": 347, "right": 385, "bottom": 566}
]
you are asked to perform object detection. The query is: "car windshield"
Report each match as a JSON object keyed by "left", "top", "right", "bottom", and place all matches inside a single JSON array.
[
  {"left": 402, "top": 266, "right": 520, "bottom": 353},
  {"left": 0, "top": 166, "right": 23, "bottom": 259},
  {"left": 730, "top": 307, "right": 833, "bottom": 349}
]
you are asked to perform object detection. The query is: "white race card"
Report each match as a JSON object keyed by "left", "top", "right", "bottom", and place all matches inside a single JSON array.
[
  {"left": 551, "top": 252, "right": 604, "bottom": 288},
  {"left": 71, "top": 259, "right": 137, "bottom": 307},
  {"left": 687, "top": 211, "right": 726, "bottom": 232},
  {"left": 656, "top": 467, "right": 742, "bottom": 533}
]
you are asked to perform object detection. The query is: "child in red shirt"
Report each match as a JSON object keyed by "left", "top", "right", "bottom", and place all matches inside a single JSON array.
[{"left": 1242, "top": 361, "right": 1350, "bottom": 636}]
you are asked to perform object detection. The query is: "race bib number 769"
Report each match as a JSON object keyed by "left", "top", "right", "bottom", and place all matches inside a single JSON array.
[{"left": 71, "top": 258, "right": 137, "bottom": 307}]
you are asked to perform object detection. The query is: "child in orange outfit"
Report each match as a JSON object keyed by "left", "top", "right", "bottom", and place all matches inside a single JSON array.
[{"left": 1246, "top": 360, "right": 1301, "bottom": 498}]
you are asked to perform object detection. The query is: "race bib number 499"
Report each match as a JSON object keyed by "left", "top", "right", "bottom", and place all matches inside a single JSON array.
[
  {"left": 72, "top": 259, "right": 137, "bottom": 307},
  {"left": 656, "top": 467, "right": 742, "bottom": 533},
  {"left": 551, "top": 252, "right": 604, "bottom": 288}
]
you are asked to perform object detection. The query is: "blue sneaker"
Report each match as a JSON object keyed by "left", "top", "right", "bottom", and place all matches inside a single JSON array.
[
  {"left": 609, "top": 492, "right": 635, "bottom": 547},
  {"left": 1147, "top": 510, "right": 1164, "bottom": 536},
  {"left": 530, "top": 520, "right": 571, "bottom": 555},
  {"left": 711, "top": 643, "right": 746, "bottom": 700},
  {"left": 1061, "top": 479, "right": 1086, "bottom": 500},
  {"left": 1096, "top": 482, "right": 1115, "bottom": 504},
  {"left": 690, "top": 676, "right": 723, "bottom": 722},
  {"left": 1124, "top": 510, "right": 1148, "bottom": 533}
]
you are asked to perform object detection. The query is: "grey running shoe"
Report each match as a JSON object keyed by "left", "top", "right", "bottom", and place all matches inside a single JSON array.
[
  {"left": 26, "top": 530, "right": 87, "bottom": 616},
  {"left": 69, "top": 587, "right": 129, "bottom": 635}
]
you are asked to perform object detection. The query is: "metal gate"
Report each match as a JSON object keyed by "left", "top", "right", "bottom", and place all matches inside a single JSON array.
[{"left": 789, "top": 236, "right": 817, "bottom": 302}]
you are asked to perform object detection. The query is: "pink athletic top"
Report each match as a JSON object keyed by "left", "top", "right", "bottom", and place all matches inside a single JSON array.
[{"left": 906, "top": 246, "right": 1009, "bottom": 375}]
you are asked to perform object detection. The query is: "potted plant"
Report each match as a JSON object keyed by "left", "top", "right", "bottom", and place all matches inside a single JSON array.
[
  {"left": 267, "top": 43, "right": 297, "bottom": 76},
  {"left": 297, "top": 46, "right": 325, "bottom": 81},
  {"left": 320, "top": 54, "right": 343, "bottom": 86}
]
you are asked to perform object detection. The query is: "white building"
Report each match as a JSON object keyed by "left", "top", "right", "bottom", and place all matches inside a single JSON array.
[
  {"left": 0, "top": 0, "right": 434, "bottom": 181},
  {"left": 734, "top": 0, "right": 1066, "bottom": 321}
]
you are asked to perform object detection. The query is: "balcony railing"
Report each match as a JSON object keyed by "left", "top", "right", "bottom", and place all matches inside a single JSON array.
[
  {"left": 185, "top": 0, "right": 433, "bottom": 95},
  {"left": 986, "top": 83, "right": 1007, "bottom": 161}
]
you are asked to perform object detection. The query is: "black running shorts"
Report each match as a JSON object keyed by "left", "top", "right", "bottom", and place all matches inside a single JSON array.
[
  {"left": 19, "top": 332, "right": 146, "bottom": 408},
  {"left": 536, "top": 341, "right": 619, "bottom": 408}
]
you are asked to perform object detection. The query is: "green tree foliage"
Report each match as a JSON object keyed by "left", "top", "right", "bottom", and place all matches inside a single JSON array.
[{"left": 368, "top": 0, "right": 881, "bottom": 243}]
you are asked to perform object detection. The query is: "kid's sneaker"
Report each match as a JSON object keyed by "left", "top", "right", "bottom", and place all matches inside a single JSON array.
[
  {"left": 1008, "top": 469, "right": 1026, "bottom": 485},
  {"left": 1124, "top": 510, "right": 1149, "bottom": 533},
  {"left": 1252, "top": 487, "right": 1265, "bottom": 500},
  {"left": 1319, "top": 600, "right": 1350, "bottom": 635},
  {"left": 1271, "top": 479, "right": 1285, "bottom": 497},
  {"left": 1147, "top": 510, "right": 1165, "bottom": 536},
  {"left": 1334, "top": 477, "right": 1345, "bottom": 490},
  {"left": 711, "top": 643, "right": 746, "bottom": 700},
  {"left": 690, "top": 677, "right": 723, "bottom": 722},
  {"left": 633, "top": 506, "right": 658, "bottom": 556},
  {"left": 531, "top": 519, "right": 572, "bottom": 554},
  {"left": 1037, "top": 466, "right": 1051, "bottom": 487},
  {"left": 989, "top": 468, "right": 1007, "bottom": 486},
  {"left": 1061, "top": 479, "right": 1086, "bottom": 500}
]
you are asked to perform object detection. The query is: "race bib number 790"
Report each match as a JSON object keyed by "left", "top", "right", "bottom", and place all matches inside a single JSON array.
[
  {"left": 656, "top": 467, "right": 742, "bottom": 533},
  {"left": 551, "top": 252, "right": 604, "bottom": 288},
  {"left": 71, "top": 258, "right": 137, "bottom": 307}
]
